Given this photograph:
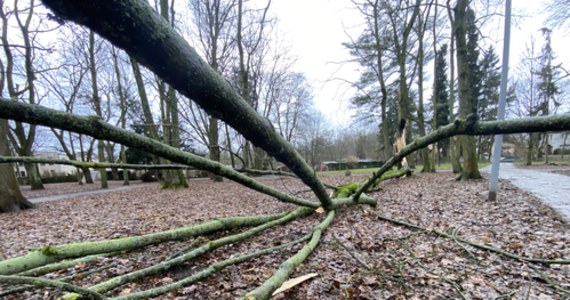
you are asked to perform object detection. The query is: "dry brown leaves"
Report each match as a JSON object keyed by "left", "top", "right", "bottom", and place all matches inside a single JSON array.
[{"left": 1, "top": 173, "right": 569, "bottom": 299}]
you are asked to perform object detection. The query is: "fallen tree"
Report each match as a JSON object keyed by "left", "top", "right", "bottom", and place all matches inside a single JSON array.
[
  {"left": 0, "top": 0, "right": 569, "bottom": 298},
  {"left": 2, "top": 75, "right": 570, "bottom": 300}
]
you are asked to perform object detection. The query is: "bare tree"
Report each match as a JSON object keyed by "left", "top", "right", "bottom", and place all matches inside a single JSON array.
[
  {"left": 386, "top": 0, "right": 422, "bottom": 168},
  {"left": 88, "top": 30, "right": 109, "bottom": 188},
  {"left": 0, "top": 45, "right": 33, "bottom": 212},
  {"left": 414, "top": 0, "right": 434, "bottom": 172},
  {"left": 111, "top": 46, "right": 130, "bottom": 185},
  {"left": 445, "top": 0, "right": 463, "bottom": 173},
  {"left": 0, "top": 0, "right": 46, "bottom": 190},
  {"left": 188, "top": 0, "right": 237, "bottom": 180},
  {"left": 346, "top": 0, "right": 398, "bottom": 161},
  {"left": 40, "top": 25, "right": 95, "bottom": 184},
  {"left": 235, "top": 0, "right": 273, "bottom": 169},
  {"left": 156, "top": 0, "right": 189, "bottom": 188}
]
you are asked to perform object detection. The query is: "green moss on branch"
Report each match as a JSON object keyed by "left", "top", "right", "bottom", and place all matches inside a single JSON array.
[
  {"left": 0, "top": 210, "right": 290, "bottom": 275},
  {"left": 0, "top": 275, "right": 105, "bottom": 300},
  {"left": 90, "top": 207, "right": 314, "bottom": 294},
  {"left": 243, "top": 210, "right": 336, "bottom": 300}
]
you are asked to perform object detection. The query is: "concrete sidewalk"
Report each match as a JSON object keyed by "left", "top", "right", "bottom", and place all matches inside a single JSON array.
[{"left": 482, "top": 163, "right": 570, "bottom": 221}]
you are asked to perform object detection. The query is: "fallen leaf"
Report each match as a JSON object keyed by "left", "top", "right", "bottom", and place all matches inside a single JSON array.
[{"left": 272, "top": 273, "right": 318, "bottom": 296}]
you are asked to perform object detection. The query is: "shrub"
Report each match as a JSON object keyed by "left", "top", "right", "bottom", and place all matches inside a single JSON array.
[{"left": 41, "top": 174, "right": 79, "bottom": 184}]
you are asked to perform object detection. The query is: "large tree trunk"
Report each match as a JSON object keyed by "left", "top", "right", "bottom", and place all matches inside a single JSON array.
[
  {"left": 393, "top": 0, "right": 421, "bottom": 169},
  {"left": 209, "top": 116, "right": 223, "bottom": 181},
  {"left": 429, "top": 0, "right": 439, "bottom": 170},
  {"left": 0, "top": 119, "right": 33, "bottom": 213},
  {"left": 81, "top": 166, "right": 94, "bottom": 184},
  {"left": 88, "top": 30, "right": 108, "bottom": 189},
  {"left": 454, "top": 0, "right": 481, "bottom": 180},
  {"left": 370, "top": 2, "right": 392, "bottom": 161},
  {"left": 416, "top": 9, "right": 432, "bottom": 172},
  {"left": 24, "top": 161, "right": 43, "bottom": 190},
  {"left": 155, "top": 0, "right": 188, "bottom": 189},
  {"left": 446, "top": 3, "right": 462, "bottom": 173},
  {"left": 1, "top": 1, "right": 44, "bottom": 191}
]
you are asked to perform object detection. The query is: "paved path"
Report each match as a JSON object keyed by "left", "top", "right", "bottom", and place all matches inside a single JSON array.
[
  {"left": 482, "top": 163, "right": 570, "bottom": 220},
  {"left": 29, "top": 184, "right": 150, "bottom": 204}
]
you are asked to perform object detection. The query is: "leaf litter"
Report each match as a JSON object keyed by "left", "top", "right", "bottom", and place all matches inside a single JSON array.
[{"left": 0, "top": 172, "right": 568, "bottom": 299}]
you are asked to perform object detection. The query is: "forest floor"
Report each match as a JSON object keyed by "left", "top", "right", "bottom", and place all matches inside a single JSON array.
[{"left": 1, "top": 171, "right": 569, "bottom": 299}]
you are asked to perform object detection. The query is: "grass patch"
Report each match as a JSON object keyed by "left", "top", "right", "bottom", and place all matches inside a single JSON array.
[{"left": 318, "top": 162, "right": 492, "bottom": 176}]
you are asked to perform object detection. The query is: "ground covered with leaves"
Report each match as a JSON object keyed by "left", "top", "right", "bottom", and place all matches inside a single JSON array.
[{"left": 1, "top": 171, "right": 569, "bottom": 299}]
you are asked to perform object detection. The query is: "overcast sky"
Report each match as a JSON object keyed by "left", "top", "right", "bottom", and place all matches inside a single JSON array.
[{"left": 271, "top": 0, "right": 569, "bottom": 127}]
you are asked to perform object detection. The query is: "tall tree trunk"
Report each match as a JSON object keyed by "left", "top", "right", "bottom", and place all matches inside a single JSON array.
[
  {"left": 1, "top": 1, "right": 44, "bottom": 190},
  {"left": 253, "top": 146, "right": 265, "bottom": 170},
  {"left": 157, "top": 0, "right": 188, "bottom": 189},
  {"left": 130, "top": 57, "right": 173, "bottom": 181},
  {"left": 225, "top": 123, "right": 235, "bottom": 168},
  {"left": 447, "top": 3, "right": 462, "bottom": 173},
  {"left": 24, "top": 162, "right": 43, "bottom": 189},
  {"left": 454, "top": 0, "right": 481, "bottom": 180},
  {"left": 0, "top": 119, "right": 34, "bottom": 213},
  {"left": 112, "top": 46, "right": 130, "bottom": 186},
  {"left": 392, "top": 0, "right": 421, "bottom": 169},
  {"left": 544, "top": 132, "right": 549, "bottom": 164},
  {"left": 430, "top": 0, "right": 440, "bottom": 169},
  {"left": 89, "top": 30, "right": 108, "bottom": 189},
  {"left": 162, "top": 86, "right": 189, "bottom": 188},
  {"left": 371, "top": 0, "right": 392, "bottom": 160},
  {"left": 209, "top": 116, "right": 223, "bottom": 181},
  {"left": 105, "top": 143, "right": 119, "bottom": 180},
  {"left": 79, "top": 137, "right": 94, "bottom": 184},
  {"left": 417, "top": 6, "right": 432, "bottom": 172}
]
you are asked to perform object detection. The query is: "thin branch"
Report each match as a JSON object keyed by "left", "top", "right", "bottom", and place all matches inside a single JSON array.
[
  {"left": 0, "top": 98, "right": 320, "bottom": 209},
  {"left": 89, "top": 207, "right": 314, "bottom": 294},
  {"left": 113, "top": 234, "right": 312, "bottom": 300},
  {"left": 377, "top": 214, "right": 570, "bottom": 265},
  {"left": 0, "top": 275, "right": 105, "bottom": 300},
  {"left": 243, "top": 210, "right": 336, "bottom": 299},
  {"left": 0, "top": 155, "right": 194, "bottom": 170},
  {"left": 0, "top": 210, "right": 293, "bottom": 275}
]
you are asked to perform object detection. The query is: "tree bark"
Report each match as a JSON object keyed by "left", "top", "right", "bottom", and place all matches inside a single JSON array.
[
  {"left": 111, "top": 46, "right": 130, "bottom": 185},
  {"left": 390, "top": 0, "right": 421, "bottom": 169},
  {"left": 446, "top": 2, "right": 463, "bottom": 173},
  {"left": 209, "top": 115, "right": 223, "bottom": 181},
  {"left": 454, "top": 0, "right": 481, "bottom": 180},
  {"left": 88, "top": 30, "right": 108, "bottom": 189},
  {"left": 370, "top": 0, "right": 392, "bottom": 160},
  {"left": 416, "top": 4, "right": 432, "bottom": 172},
  {"left": 0, "top": 1, "right": 44, "bottom": 190},
  {"left": 0, "top": 119, "right": 34, "bottom": 213},
  {"left": 430, "top": 0, "right": 439, "bottom": 170}
]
